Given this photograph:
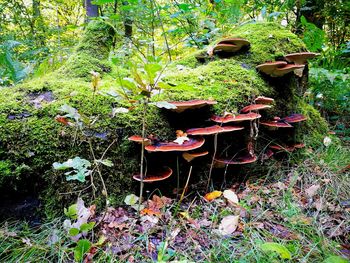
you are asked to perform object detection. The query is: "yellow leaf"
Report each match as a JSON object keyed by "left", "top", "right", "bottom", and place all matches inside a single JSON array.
[
  {"left": 204, "top": 190, "right": 222, "bottom": 201},
  {"left": 179, "top": 211, "right": 190, "bottom": 220}
]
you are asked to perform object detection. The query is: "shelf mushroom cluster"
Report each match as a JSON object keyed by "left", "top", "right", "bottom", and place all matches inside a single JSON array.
[
  {"left": 128, "top": 93, "right": 308, "bottom": 183},
  {"left": 256, "top": 52, "right": 319, "bottom": 77}
]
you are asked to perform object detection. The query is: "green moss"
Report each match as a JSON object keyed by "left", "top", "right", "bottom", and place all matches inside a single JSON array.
[{"left": 0, "top": 22, "right": 330, "bottom": 216}]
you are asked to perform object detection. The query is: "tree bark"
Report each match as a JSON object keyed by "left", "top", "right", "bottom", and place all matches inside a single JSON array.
[
  {"left": 122, "top": 1, "right": 132, "bottom": 39},
  {"left": 85, "top": 0, "right": 99, "bottom": 18}
]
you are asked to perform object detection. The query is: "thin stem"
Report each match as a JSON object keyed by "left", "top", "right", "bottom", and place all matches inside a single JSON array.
[
  {"left": 138, "top": 100, "right": 148, "bottom": 215},
  {"left": 176, "top": 155, "right": 180, "bottom": 199},
  {"left": 206, "top": 133, "right": 218, "bottom": 191}
]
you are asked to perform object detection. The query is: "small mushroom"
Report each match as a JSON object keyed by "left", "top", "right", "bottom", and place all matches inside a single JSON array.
[
  {"left": 254, "top": 96, "right": 274, "bottom": 104},
  {"left": 211, "top": 112, "right": 261, "bottom": 123},
  {"left": 182, "top": 151, "right": 209, "bottom": 162},
  {"left": 145, "top": 137, "right": 205, "bottom": 152},
  {"left": 284, "top": 52, "right": 319, "bottom": 65},
  {"left": 240, "top": 104, "right": 272, "bottom": 113},
  {"left": 282, "top": 114, "right": 307, "bottom": 123},
  {"left": 186, "top": 125, "right": 244, "bottom": 136},
  {"left": 167, "top": 100, "right": 217, "bottom": 113},
  {"left": 133, "top": 166, "right": 173, "bottom": 182},
  {"left": 269, "top": 142, "right": 305, "bottom": 152}
]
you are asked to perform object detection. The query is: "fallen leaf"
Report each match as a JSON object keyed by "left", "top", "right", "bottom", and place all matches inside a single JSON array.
[
  {"left": 140, "top": 208, "right": 161, "bottom": 216},
  {"left": 124, "top": 194, "right": 139, "bottom": 206},
  {"left": 204, "top": 190, "right": 222, "bottom": 201},
  {"left": 218, "top": 215, "right": 239, "bottom": 235},
  {"left": 223, "top": 189, "right": 239, "bottom": 205},
  {"left": 260, "top": 242, "right": 291, "bottom": 259},
  {"left": 305, "top": 184, "right": 320, "bottom": 198}
]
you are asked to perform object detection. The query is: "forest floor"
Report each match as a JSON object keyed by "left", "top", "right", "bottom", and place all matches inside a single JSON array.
[{"left": 0, "top": 143, "right": 349, "bottom": 262}]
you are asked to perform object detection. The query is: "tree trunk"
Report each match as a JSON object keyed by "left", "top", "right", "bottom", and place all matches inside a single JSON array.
[
  {"left": 85, "top": 0, "right": 99, "bottom": 18},
  {"left": 122, "top": 1, "right": 132, "bottom": 39}
]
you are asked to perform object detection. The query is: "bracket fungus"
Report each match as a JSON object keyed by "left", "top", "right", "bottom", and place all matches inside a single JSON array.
[
  {"left": 186, "top": 125, "right": 244, "bottom": 136},
  {"left": 260, "top": 120, "right": 293, "bottom": 129},
  {"left": 282, "top": 114, "right": 307, "bottom": 123},
  {"left": 211, "top": 112, "right": 261, "bottom": 123},
  {"left": 240, "top": 104, "right": 272, "bottom": 113},
  {"left": 128, "top": 135, "right": 152, "bottom": 146},
  {"left": 167, "top": 99, "right": 217, "bottom": 113},
  {"left": 214, "top": 154, "right": 257, "bottom": 168},
  {"left": 211, "top": 38, "right": 250, "bottom": 55},
  {"left": 284, "top": 52, "right": 319, "bottom": 65},
  {"left": 254, "top": 96, "right": 274, "bottom": 104},
  {"left": 270, "top": 143, "right": 305, "bottom": 152},
  {"left": 256, "top": 61, "right": 304, "bottom": 77},
  {"left": 133, "top": 166, "right": 173, "bottom": 182},
  {"left": 145, "top": 137, "right": 205, "bottom": 152},
  {"left": 182, "top": 151, "right": 209, "bottom": 162}
]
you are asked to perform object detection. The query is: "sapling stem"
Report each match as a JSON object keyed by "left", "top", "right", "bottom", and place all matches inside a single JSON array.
[
  {"left": 206, "top": 133, "right": 218, "bottom": 191},
  {"left": 138, "top": 100, "right": 148, "bottom": 215}
]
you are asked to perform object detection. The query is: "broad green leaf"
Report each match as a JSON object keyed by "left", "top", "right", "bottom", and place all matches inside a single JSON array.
[
  {"left": 124, "top": 194, "right": 139, "bottom": 205},
  {"left": 323, "top": 256, "right": 349, "bottom": 263},
  {"left": 144, "top": 63, "right": 162, "bottom": 84},
  {"left": 260, "top": 242, "right": 292, "bottom": 259},
  {"left": 91, "top": 0, "right": 115, "bottom": 5},
  {"left": 74, "top": 239, "right": 91, "bottom": 262},
  {"left": 80, "top": 222, "right": 95, "bottom": 232},
  {"left": 64, "top": 204, "right": 78, "bottom": 219},
  {"left": 69, "top": 228, "right": 80, "bottom": 236},
  {"left": 120, "top": 78, "right": 139, "bottom": 93}
]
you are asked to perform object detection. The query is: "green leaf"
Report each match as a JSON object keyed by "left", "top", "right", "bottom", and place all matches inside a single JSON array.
[
  {"left": 64, "top": 204, "right": 78, "bottom": 219},
  {"left": 144, "top": 63, "right": 162, "bottom": 85},
  {"left": 323, "top": 256, "right": 349, "bottom": 263},
  {"left": 69, "top": 228, "right": 80, "bottom": 236},
  {"left": 120, "top": 78, "right": 139, "bottom": 93},
  {"left": 124, "top": 194, "right": 139, "bottom": 205},
  {"left": 80, "top": 222, "right": 95, "bottom": 232},
  {"left": 150, "top": 101, "right": 177, "bottom": 109},
  {"left": 260, "top": 242, "right": 292, "bottom": 259},
  {"left": 91, "top": 0, "right": 115, "bottom": 5},
  {"left": 96, "top": 159, "right": 114, "bottom": 167},
  {"left": 74, "top": 239, "right": 91, "bottom": 262}
]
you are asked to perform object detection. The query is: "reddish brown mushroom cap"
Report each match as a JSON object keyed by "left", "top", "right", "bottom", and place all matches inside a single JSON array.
[
  {"left": 260, "top": 120, "right": 293, "bottom": 128},
  {"left": 145, "top": 137, "right": 205, "bottom": 152},
  {"left": 186, "top": 125, "right": 244, "bottom": 136},
  {"left": 128, "top": 135, "right": 151, "bottom": 146},
  {"left": 211, "top": 112, "right": 261, "bottom": 123},
  {"left": 273, "top": 64, "right": 305, "bottom": 77},
  {"left": 133, "top": 167, "right": 173, "bottom": 182},
  {"left": 168, "top": 100, "right": 217, "bottom": 113},
  {"left": 254, "top": 96, "right": 274, "bottom": 104},
  {"left": 241, "top": 104, "right": 272, "bottom": 113},
  {"left": 282, "top": 114, "right": 307, "bottom": 123},
  {"left": 285, "top": 52, "right": 319, "bottom": 64},
  {"left": 212, "top": 38, "right": 250, "bottom": 54},
  {"left": 182, "top": 151, "right": 209, "bottom": 162},
  {"left": 270, "top": 142, "right": 306, "bottom": 152},
  {"left": 256, "top": 61, "right": 288, "bottom": 75},
  {"left": 214, "top": 154, "right": 257, "bottom": 166}
]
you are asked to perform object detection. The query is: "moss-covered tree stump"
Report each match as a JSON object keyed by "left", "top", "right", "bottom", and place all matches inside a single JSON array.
[{"left": 0, "top": 21, "right": 328, "bottom": 216}]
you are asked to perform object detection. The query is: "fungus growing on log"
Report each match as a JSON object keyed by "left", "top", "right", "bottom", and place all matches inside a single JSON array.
[
  {"left": 133, "top": 167, "right": 173, "bottom": 182},
  {"left": 256, "top": 61, "right": 304, "bottom": 77},
  {"left": 284, "top": 52, "right": 319, "bottom": 64},
  {"left": 254, "top": 96, "right": 274, "bottom": 104},
  {"left": 214, "top": 154, "right": 257, "bottom": 167},
  {"left": 270, "top": 142, "right": 305, "bottom": 152},
  {"left": 260, "top": 120, "right": 293, "bottom": 128},
  {"left": 240, "top": 104, "right": 272, "bottom": 113},
  {"left": 211, "top": 112, "right": 261, "bottom": 123},
  {"left": 213, "top": 38, "right": 250, "bottom": 53},
  {"left": 182, "top": 151, "right": 209, "bottom": 162},
  {"left": 282, "top": 114, "right": 307, "bottom": 123},
  {"left": 128, "top": 135, "right": 152, "bottom": 146},
  {"left": 145, "top": 137, "right": 205, "bottom": 152},
  {"left": 186, "top": 125, "right": 244, "bottom": 136},
  {"left": 167, "top": 100, "right": 217, "bottom": 113}
]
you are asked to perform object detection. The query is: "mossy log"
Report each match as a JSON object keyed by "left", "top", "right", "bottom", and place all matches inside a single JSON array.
[{"left": 0, "top": 22, "right": 328, "bottom": 216}]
